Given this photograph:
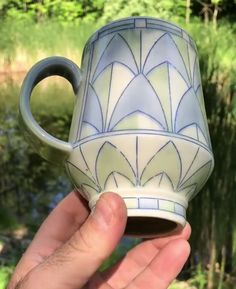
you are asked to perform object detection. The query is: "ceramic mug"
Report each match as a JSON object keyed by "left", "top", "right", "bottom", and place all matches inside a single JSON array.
[{"left": 19, "top": 17, "right": 214, "bottom": 237}]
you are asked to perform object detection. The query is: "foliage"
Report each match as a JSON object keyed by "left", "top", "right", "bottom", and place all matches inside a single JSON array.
[
  {"left": 0, "top": 83, "right": 73, "bottom": 229},
  {"left": 169, "top": 280, "right": 196, "bottom": 289},
  {"left": 184, "top": 20, "right": 236, "bottom": 289},
  {"left": 101, "top": 0, "right": 186, "bottom": 23},
  {"left": 99, "top": 237, "right": 141, "bottom": 271},
  {"left": 0, "top": 0, "right": 105, "bottom": 23},
  {"left": 0, "top": 19, "right": 97, "bottom": 67},
  {"left": 0, "top": 0, "right": 235, "bottom": 24},
  {"left": 0, "top": 266, "right": 13, "bottom": 289},
  {"left": 189, "top": 265, "right": 207, "bottom": 289},
  {"left": 0, "top": 207, "right": 18, "bottom": 230},
  {"left": 186, "top": 22, "right": 236, "bottom": 87},
  {"left": 0, "top": 2, "right": 235, "bottom": 289}
]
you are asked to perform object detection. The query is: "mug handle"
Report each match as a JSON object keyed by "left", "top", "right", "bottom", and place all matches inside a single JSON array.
[{"left": 19, "top": 56, "right": 81, "bottom": 164}]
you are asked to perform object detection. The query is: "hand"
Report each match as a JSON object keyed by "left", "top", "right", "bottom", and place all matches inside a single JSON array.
[{"left": 7, "top": 192, "right": 191, "bottom": 289}]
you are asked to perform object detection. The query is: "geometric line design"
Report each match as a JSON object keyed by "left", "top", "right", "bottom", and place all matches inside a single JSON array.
[
  {"left": 85, "top": 18, "right": 197, "bottom": 53},
  {"left": 79, "top": 17, "right": 212, "bottom": 153},
  {"left": 143, "top": 33, "right": 190, "bottom": 84},
  {"left": 92, "top": 33, "right": 139, "bottom": 81},
  {"left": 123, "top": 197, "right": 186, "bottom": 217},
  {"left": 174, "top": 88, "right": 208, "bottom": 139},
  {"left": 67, "top": 135, "right": 213, "bottom": 206},
  {"left": 79, "top": 20, "right": 211, "bottom": 150},
  {"left": 140, "top": 141, "right": 182, "bottom": 190},
  {"left": 68, "top": 18, "right": 214, "bottom": 210},
  {"left": 108, "top": 73, "right": 167, "bottom": 131}
]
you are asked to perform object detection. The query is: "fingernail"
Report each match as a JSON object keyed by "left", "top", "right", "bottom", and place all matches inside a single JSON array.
[{"left": 91, "top": 196, "right": 113, "bottom": 229}]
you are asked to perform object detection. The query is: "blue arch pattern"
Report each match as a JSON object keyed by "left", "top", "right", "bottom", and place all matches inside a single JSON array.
[
  {"left": 79, "top": 19, "right": 211, "bottom": 148},
  {"left": 67, "top": 19, "right": 214, "bottom": 223}
]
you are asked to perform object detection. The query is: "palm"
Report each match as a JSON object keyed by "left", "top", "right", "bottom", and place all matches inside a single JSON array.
[{"left": 8, "top": 192, "right": 191, "bottom": 289}]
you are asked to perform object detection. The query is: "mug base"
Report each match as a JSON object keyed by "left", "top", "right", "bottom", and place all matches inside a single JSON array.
[{"left": 89, "top": 189, "right": 187, "bottom": 238}]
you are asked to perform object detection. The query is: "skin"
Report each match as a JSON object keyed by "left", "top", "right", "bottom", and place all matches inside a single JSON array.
[{"left": 7, "top": 191, "right": 191, "bottom": 289}]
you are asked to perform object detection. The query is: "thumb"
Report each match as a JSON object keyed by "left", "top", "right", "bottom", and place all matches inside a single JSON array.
[{"left": 20, "top": 192, "right": 127, "bottom": 289}]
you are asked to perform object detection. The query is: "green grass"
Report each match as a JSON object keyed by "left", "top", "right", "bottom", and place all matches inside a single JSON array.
[
  {"left": 0, "top": 266, "right": 13, "bottom": 289},
  {"left": 0, "top": 79, "right": 74, "bottom": 112},
  {"left": 233, "top": 228, "right": 236, "bottom": 269},
  {"left": 0, "top": 19, "right": 98, "bottom": 70},
  {"left": 185, "top": 22, "right": 236, "bottom": 73},
  {"left": 0, "top": 19, "right": 235, "bottom": 81},
  {"left": 169, "top": 280, "right": 195, "bottom": 289}
]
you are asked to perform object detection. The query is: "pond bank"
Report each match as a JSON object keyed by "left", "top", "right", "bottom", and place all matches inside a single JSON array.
[{"left": 0, "top": 71, "right": 26, "bottom": 85}]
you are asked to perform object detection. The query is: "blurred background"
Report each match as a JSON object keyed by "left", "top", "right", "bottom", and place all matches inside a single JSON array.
[{"left": 0, "top": 0, "right": 235, "bottom": 288}]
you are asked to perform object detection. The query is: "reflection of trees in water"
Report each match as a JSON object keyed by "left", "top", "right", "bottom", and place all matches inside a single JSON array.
[{"left": 0, "top": 83, "right": 73, "bottom": 231}]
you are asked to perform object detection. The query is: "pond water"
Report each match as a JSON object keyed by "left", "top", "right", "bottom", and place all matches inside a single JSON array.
[{"left": 0, "top": 74, "right": 75, "bottom": 139}]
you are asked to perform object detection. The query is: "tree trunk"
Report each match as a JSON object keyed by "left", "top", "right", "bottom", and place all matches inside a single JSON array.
[
  {"left": 218, "top": 245, "right": 226, "bottom": 289},
  {"left": 207, "top": 213, "right": 216, "bottom": 289},
  {"left": 186, "top": 0, "right": 191, "bottom": 23},
  {"left": 212, "top": 5, "right": 219, "bottom": 29},
  {"left": 204, "top": 8, "right": 209, "bottom": 26},
  {"left": 201, "top": 3, "right": 212, "bottom": 26},
  {"left": 36, "top": 0, "right": 44, "bottom": 23}
]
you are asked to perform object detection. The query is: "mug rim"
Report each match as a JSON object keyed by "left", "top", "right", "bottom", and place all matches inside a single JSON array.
[{"left": 84, "top": 16, "right": 197, "bottom": 52}]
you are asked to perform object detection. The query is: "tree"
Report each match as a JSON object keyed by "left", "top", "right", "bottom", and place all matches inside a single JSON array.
[
  {"left": 0, "top": 0, "right": 105, "bottom": 23},
  {"left": 101, "top": 0, "right": 187, "bottom": 23},
  {"left": 211, "top": 0, "right": 222, "bottom": 28},
  {"left": 186, "top": 0, "right": 191, "bottom": 23},
  {"left": 198, "top": 1, "right": 212, "bottom": 25}
]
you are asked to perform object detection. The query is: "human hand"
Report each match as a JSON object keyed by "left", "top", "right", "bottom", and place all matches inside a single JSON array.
[{"left": 7, "top": 192, "right": 191, "bottom": 289}]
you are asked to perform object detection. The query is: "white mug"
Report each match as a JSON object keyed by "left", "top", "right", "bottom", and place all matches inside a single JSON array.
[{"left": 19, "top": 17, "right": 214, "bottom": 237}]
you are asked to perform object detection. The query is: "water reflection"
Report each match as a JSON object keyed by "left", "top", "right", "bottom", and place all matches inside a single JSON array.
[
  {"left": 0, "top": 74, "right": 75, "bottom": 139},
  {"left": 0, "top": 75, "right": 141, "bottom": 269}
]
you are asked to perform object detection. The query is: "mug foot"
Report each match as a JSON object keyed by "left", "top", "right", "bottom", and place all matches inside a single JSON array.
[{"left": 89, "top": 189, "right": 187, "bottom": 238}]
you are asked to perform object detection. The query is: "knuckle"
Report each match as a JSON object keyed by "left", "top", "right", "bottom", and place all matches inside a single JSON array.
[
  {"left": 67, "top": 228, "right": 106, "bottom": 263},
  {"left": 69, "top": 228, "right": 93, "bottom": 254}
]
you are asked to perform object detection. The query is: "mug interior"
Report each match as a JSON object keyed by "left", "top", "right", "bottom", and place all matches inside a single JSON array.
[{"left": 125, "top": 216, "right": 178, "bottom": 237}]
